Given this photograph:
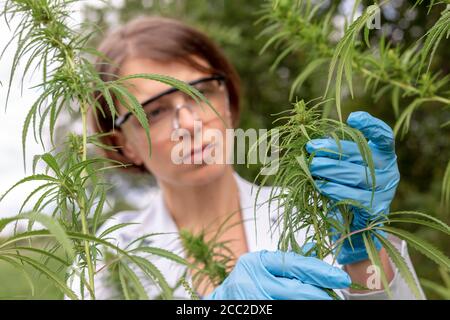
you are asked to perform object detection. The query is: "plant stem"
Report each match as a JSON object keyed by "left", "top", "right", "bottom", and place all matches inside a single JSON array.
[
  {"left": 79, "top": 102, "right": 96, "bottom": 299},
  {"left": 81, "top": 105, "right": 88, "bottom": 162},
  {"left": 311, "top": 192, "right": 324, "bottom": 259}
]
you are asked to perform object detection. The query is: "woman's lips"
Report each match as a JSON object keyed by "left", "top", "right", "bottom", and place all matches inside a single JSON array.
[{"left": 183, "top": 143, "right": 215, "bottom": 162}]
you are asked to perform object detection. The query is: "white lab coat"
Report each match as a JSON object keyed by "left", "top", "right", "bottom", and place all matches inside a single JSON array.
[{"left": 67, "top": 171, "right": 425, "bottom": 300}]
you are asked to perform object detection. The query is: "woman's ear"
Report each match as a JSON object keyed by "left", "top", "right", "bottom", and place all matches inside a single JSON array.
[{"left": 110, "top": 129, "right": 144, "bottom": 166}]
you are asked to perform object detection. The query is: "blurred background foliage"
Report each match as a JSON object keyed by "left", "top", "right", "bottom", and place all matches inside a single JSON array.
[{"left": 1, "top": 0, "right": 448, "bottom": 299}]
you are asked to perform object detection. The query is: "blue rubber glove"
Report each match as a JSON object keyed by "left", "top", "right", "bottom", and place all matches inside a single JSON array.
[
  {"left": 205, "top": 250, "right": 351, "bottom": 300},
  {"left": 306, "top": 111, "right": 400, "bottom": 265}
]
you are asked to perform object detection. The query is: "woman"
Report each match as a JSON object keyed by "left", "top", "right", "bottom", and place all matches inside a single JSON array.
[{"left": 73, "top": 16, "right": 424, "bottom": 300}]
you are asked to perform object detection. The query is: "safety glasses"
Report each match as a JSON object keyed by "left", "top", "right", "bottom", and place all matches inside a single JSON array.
[{"left": 114, "top": 74, "right": 227, "bottom": 129}]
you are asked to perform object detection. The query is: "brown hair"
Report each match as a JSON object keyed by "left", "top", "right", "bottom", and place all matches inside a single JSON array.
[{"left": 90, "top": 16, "right": 241, "bottom": 173}]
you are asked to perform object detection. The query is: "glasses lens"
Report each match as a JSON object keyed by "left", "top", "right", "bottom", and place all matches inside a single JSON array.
[
  {"left": 193, "top": 79, "right": 221, "bottom": 98},
  {"left": 143, "top": 96, "right": 174, "bottom": 126},
  {"left": 191, "top": 79, "right": 227, "bottom": 120}
]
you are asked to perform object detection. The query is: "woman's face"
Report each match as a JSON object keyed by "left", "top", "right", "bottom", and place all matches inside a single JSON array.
[{"left": 116, "top": 57, "right": 234, "bottom": 187}]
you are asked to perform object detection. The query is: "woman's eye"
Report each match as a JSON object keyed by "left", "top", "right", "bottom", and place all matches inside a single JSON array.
[
  {"left": 145, "top": 105, "right": 170, "bottom": 121},
  {"left": 195, "top": 85, "right": 215, "bottom": 96}
]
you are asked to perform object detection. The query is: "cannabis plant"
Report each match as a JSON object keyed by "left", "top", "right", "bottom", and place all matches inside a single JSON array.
[
  {"left": 0, "top": 0, "right": 216, "bottom": 299},
  {"left": 257, "top": 0, "right": 450, "bottom": 206},
  {"left": 255, "top": 99, "right": 449, "bottom": 298},
  {"left": 255, "top": 0, "right": 450, "bottom": 298},
  {"left": 179, "top": 212, "right": 242, "bottom": 294}
]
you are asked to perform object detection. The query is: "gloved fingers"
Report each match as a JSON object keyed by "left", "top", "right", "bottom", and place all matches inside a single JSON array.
[
  {"left": 310, "top": 157, "right": 393, "bottom": 190},
  {"left": 260, "top": 250, "right": 351, "bottom": 289},
  {"left": 314, "top": 179, "right": 373, "bottom": 207},
  {"left": 306, "top": 138, "right": 396, "bottom": 169},
  {"left": 269, "top": 277, "right": 335, "bottom": 300},
  {"left": 347, "top": 111, "right": 395, "bottom": 152},
  {"left": 306, "top": 139, "right": 366, "bottom": 165}
]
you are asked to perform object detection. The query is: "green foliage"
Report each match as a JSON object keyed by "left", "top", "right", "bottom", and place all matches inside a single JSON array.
[
  {"left": 179, "top": 216, "right": 237, "bottom": 292},
  {"left": 362, "top": 232, "right": 392, "bottom": 298},
  {"left": 179, "top": 277, "right": 200, "bottom": 300},
  {"left": 420, "top": 267, "right": 450, "bottom": 299},
  {"left": 0, "top": 241, "right": 64, "bottom": 299},
  {"left": 77, "top": 0, "right": 450, "bottom": 299},
  {"left": 255, "top": 100, "right": 376, "bottom": 258},
  {"left": 0, "top": 0, "right": 212, "bottom": 299},
  {"left": 257, "top": 0, "right": 450, "bottom": 201},
  {"left": 255, "top": 0, "right": 450, "bottom": 299},
  {"left": 1, "top": 0, "right": 449, "bottom": 300},
  {"left": 258, "top": 0, "right": 450, "bottom": 130}
]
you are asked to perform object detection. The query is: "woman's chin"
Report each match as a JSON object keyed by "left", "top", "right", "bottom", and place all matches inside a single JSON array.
[{"left": 174, "top": 162, "right": 229, "bottom": 186}]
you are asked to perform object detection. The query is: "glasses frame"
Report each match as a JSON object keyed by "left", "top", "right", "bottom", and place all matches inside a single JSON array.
[{"left": 113, "top": 74, "right": 227, "bottom": 129}]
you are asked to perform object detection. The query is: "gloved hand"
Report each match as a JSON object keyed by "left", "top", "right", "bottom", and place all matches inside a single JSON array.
[
  {"left": 306, "top": 111, "right": 400, "bottom": 265},
  {"left": 205, "top": 250, "right": 351, "bottom": 300}
]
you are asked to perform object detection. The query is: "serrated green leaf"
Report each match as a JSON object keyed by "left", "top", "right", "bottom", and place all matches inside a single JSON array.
[
  {"left": 131, "top": 246, "right": 188, "bottom": 266},
  {"left": 118, "top": 261, "right": 149, "bottom": 300},
  {"left": 0, "top": 212, "right": 75, "bottom": 259},
  {"left": 2, "top": 253, "right": 78, "bottom": 300},
  {"left": 378, "top": 226, "right": 450, "bottom": 271},
  {"left": 363, "top": 232, "right": 392, "bottom": 298},
  {"left": 372, "top": 231, "right": 423, "bottom": 299}
]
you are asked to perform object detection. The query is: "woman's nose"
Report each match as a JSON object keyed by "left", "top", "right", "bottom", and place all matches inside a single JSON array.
[{"left": 177, "top": 106, "right": 198, "bottom": 132}]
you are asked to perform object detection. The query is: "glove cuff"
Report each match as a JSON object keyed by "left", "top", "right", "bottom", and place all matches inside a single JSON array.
[{"left": 336, "top": 231, "right": 384, "bottom": 265}]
